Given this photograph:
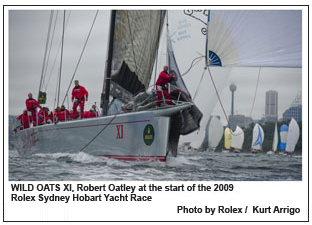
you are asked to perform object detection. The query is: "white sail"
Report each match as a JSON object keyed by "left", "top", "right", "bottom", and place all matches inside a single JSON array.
[
  {"left": 231, "top": 126, "right": 244, "bottom": 150},
  {"left": 207, "top": 116, "right": 223, "bottom": 149},
  {"left": 272, "top": 122, "right": 279, "bottom": 151},
  {"left": 252, "top": 123, "right": 264, "bottom": 151},
  {"left": 285, "top": 118, "right": 300, "bottom": 152},
  {"left": 171, "top": 10, "right": 301, "bottom": 149},
  {"left": 206, "top": 10, "right": 302, "bottom": 68}
]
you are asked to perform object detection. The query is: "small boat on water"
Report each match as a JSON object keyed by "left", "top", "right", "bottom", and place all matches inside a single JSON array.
[
  {"left": 222, "top": 127, "right": 232, "bottom": 153},
  {"left": 251, "top": 123, "right": 264, "bottom": 153},
  {"left": 231, "top": 126, "right": 244, "bottom": 153},
  {"left": 267, "top": 122, "right": 279, "bottom": 154},
  {"left": 285, "top": 118, "right": 300, "bottom": 154}
]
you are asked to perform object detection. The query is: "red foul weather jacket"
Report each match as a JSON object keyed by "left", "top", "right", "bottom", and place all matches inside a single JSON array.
[
  {"left": 17, "top": 113, "right": 32, "bottom": 129},
  {"left": 26, "top": 98, "right": 41, "bottom": 111},
  {"left": 72, "top": 85, "right": 88, "bottom": 100},
  {"left": 156, "top": 71, "right": 173, "bottom": 87}
]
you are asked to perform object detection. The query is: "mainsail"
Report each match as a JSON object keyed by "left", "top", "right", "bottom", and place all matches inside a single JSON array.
[{"left": 109, "top": 10, "right": 166, "bottom": 102}]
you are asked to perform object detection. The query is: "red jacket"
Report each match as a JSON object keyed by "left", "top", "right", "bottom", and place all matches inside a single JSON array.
[
  {"left": 38, "top": 110, "right": 49, "bottom": 124},
  {"left": 26, "top": 98, "right": 41, "bottom": 111},
  {"left": 84, "top": 110, "right": 98, "bottom": 118},
  {"left": 17, "top": 113, "right": 32, "bottom": 129},
  {"left": 72, "top": 85, "right": 88, "bottom": 100},
  {"left": 57, "top": 109, "right": 70, "bottom": 121},
  {"left": 156, "top": 70, "right": 172, "bottom": 87}
]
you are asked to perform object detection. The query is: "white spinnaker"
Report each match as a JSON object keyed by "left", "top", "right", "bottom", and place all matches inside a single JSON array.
[
  {"left": 252, "top": 123, "right": 264, "bottom": 150},
  {"left": 285, "top": 118, "right": 300, "bottom": 152},
  {"left": 208, "top": 116, "right": 224, "bottom": 148},
  {"left": 231, "top": 126, "right": 244, "bottom": 150},
  {"left": 207, "top": 10, "right": 302, "bottom": 68}
]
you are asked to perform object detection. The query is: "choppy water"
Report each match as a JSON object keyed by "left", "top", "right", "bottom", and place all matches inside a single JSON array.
[{"left": 9, "top": 148, "right": 302, "bottom": 181}]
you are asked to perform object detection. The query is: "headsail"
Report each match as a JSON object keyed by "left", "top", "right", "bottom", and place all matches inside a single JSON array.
[{"left": 110, "top": 10, "right": 166, "bottom": 103}]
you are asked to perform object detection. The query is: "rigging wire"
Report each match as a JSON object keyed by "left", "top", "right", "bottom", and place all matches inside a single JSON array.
[
  {"left": 248, "top": 67, "right": 261, "bottom": 118},
  {"left": 193, "top": 68, "right": 206, "bottom": 100},
  {"left": 80, "top": 110, "right": 120, "bottom": 152},
  {"left": 45, "top": 11, "right": 72, "bottom": 90},
  {"left": 61, "top": 10, "right": 99, "bottom": 107},
  {"left": 38, "top": 10, "right": 54, "bottom": 99},
  {"left": 57, "top": 10, "right": 66, "bottom": 108},
  {"left": 42, "top": 10, "right": 59, "bottom": 91}
]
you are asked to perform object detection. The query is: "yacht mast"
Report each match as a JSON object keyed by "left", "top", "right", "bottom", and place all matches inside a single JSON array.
[{"left": 101, "top": 10, "right": 116, "bottom": 116}]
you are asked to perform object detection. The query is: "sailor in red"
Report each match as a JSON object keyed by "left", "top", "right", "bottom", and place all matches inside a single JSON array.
[
  {"left": 156, "top": 66, "right": 176, "bottom": 106},
  {"left": 84, "top": 105, "right": 99, "bottom": 118},
  {"left": 25, "top": 93, "right": 41, "bottom": 126},
  {"left": 38, "top": 107, "right": 49, "bottom": 125},
  {"left": 17, "top": 110, "right": 32, "bottom": 130},
  {"left": 72, "top": 80, "right": 88, "bottom": 118},
  {"left": 57, "top": 105, "right": 70, "bottom": 122}
]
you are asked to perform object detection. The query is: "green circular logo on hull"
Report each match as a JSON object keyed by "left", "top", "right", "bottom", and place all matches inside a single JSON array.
[{"left": 143, "top": 124, "right": 155, "bottom": 146}]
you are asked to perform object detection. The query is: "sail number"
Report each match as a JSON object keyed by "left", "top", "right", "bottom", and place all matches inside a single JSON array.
[
  {"left": 116, "top": 124, "right": 124, "bottom": 139},
  {"left": 213, "top": 184, "right": 234, "bottom": 191}
]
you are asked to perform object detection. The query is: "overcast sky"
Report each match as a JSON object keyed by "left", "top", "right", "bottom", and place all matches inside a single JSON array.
[{"left": 8, "top": 8, "right": 303, "bottom": 126}]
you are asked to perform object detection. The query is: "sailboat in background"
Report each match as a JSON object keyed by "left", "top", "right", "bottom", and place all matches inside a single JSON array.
[
  {"left": 172, "top": 10, "right": 301, "bottom": 149},
  {"left": 223, "top": 127, "right": 232, "bottom": 153},
  {"left": 285, "top": 118, "right": 300, "bottom": 154},
  {"left": 202, "top": 116, "right": 223, "bottom": 151},
  {"left": 278, "top": 124, "right": 289, "bottom": 154},
  {"left": 267, "top": 122, "right": 279, "bottom": 154},
  {"left": 231, "top": 126, "right": 244, "bottom": 153},
  {"left": 251, "top": 123, "right": 264, "bottom": 153},
  {"left": 14, "top": 10, "right": 202, "bottom": 162}
]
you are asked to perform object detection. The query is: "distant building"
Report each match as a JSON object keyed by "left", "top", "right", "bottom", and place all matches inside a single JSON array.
[
  {"left": 265, "top": 90, "right": 278, "bottom": 122},
  {"left": 229, "top": 114, "right": 253, "bottom": 130},
  {"left": 283, "top": 93, "right": 302, "bottom": 122}
]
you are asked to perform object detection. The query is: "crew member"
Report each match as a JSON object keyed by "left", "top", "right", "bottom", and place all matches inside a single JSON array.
[
  {"left": 17, "top": 109, "right": 32, "bottom": 130},
  {"left": 38, "top": 107, "right": 49, "bottom": 125},
  {"left": 84, "top": 105, "right": 99, "bottom": 118},
  {"left": 25, "top": 93, "right": 41, "bottom": 126},
  {"left": 155, "top": 66, "right": 176, "bottom": 106},
  {"left": 72, "top": 80, "right": 88, "bottom": 118},
  {"left": 57, "top": 105, "right": 70, "bottom": 122}
]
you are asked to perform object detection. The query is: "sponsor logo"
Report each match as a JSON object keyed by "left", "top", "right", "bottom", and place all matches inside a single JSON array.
[{"left": 143, "top": 124, "right": 154, "bottom": 146}]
